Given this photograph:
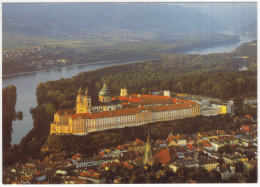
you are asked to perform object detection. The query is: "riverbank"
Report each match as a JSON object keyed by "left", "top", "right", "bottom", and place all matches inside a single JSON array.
[{"left": 2, "top": 56, "right": 157, "bottom": 78}]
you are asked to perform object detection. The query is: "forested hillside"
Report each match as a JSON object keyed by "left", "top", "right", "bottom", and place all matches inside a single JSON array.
[{"left": 2, "top": 86, "right": 17, "bottom": 150}]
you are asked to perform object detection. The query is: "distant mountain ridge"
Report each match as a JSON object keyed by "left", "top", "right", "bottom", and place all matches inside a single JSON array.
[
  {"left": 177, "top": 3, "right": 257, "bottom": 36},
  {"left": 3, "top": 3, "right": 224, "bottom": 37}
]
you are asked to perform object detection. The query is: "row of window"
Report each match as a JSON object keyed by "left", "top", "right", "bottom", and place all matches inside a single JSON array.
[{"left": 53, "top": 107, "right": 200, "bottom": 134}]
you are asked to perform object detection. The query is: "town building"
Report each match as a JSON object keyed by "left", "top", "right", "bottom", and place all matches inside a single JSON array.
[
  {"left": 169, "top": 158, "right": 199, "bottom": 173},
  {"left": 217, "top": 164, "right": 235, "bottom": 180},
  {"left": 223, "top": 154, "right": 248, "bottom": 164},
  {"left": 50, "top": 85, "right": 201, "bottom": 135},
  {"left": 143, "top": 130, "right": 154, "bottom": 166},
  {"left": 201, "top": 103, "right": 231, "bottom": 116},
  {"left": 198, "top": 157, "right": 219, "bottom": 172},
  {"left": 243, "top": 97, "right": 257, "bottom": 105}
]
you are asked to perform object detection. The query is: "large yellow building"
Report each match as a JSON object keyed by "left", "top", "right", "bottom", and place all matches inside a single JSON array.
[{"left": 50, "top": 84, "right": 201, "bottom": 135}]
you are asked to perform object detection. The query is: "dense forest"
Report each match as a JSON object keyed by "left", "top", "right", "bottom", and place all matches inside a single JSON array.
[
  {"left": 2, "top": 41, "right": 257, "bottom": 167},
  {"left": 2, "top": 85, "right": 23, "bottom": 151},
  {"left": 2, "top": 85, "right": 17, "bottom": 150}
]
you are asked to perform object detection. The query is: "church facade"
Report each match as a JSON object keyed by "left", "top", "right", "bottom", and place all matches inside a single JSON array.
[{"left": 50, "top": 84, "right": 201, "bottom": 135}]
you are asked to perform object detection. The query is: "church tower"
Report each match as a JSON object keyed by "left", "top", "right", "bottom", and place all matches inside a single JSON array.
[
  {"left": 120, "top": 88, "right": 128, "bottom": 97},
  {"left": 83, "top": 88, "right": 91, "bottom": 113},
  {"left": 143, "top": 129, "right": 154, "bottom": 166},
  {"left": 76, "top": 87, "right": 84, "bottom": 114},
  {"left": 76, "top": 87, "right": 91, "bottom": 114},
  {"left": 98, "top": 83, "right": 111, "bottom": 103}
]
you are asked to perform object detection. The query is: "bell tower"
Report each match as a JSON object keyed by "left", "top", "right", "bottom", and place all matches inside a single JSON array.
[
  {"left": 76, "top": 87, "right": 84, "bottom": 114},
  {"left": 83, "top": 88, "right": 91, "bottom": 113},
  {"left": 143, "top": 129, "right": 154, "bottom": 166},
  {"left": 120, "top": 88, "right": 128, "bottom": 97}
]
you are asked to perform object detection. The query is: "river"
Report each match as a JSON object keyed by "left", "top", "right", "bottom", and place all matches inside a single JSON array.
[
  {"left": 2, "top": 57, "right": 157, "bottom": 145},
  {"left": 2, "top": 34, "right": 255, "bottom": 145},
  {"left": 185, "top": 34, "right": 255, "bottom": 55}
]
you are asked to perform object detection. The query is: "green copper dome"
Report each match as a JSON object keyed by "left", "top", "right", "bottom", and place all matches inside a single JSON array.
[{"left": 99, "top": 83, "right": 111, "bottom": 96}]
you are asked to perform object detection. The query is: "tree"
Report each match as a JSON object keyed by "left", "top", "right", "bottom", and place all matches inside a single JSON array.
[
  {"left": 234, "top": 106, "right": 244, "bottom": 117},
  {"left": 16, "top": 111, "right": 23, "bottom": 121},
  {"left": 233, "top": 95, "right": 243, "bottom": 107},
  {"left": 46, "top": 103, "right": 56, "bottom": 115},
  {"left": 2, "top": 85, "right": 18, "bottom": 150},
  {"left": 235, "top": 162, "right": 244, "bottom": 173},
  {"left": 218, "top": 144, "right": 234, "bottom": 155}
]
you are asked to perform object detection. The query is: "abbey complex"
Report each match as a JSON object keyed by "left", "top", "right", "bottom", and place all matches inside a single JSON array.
[{"left": 51, "top": 84, "right": 215, "bottom": 135}]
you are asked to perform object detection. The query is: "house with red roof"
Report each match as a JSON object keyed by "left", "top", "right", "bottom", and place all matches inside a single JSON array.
[
  {"left": 200, "top": 140, "right": 214, "bottom": 151},
  {"left": 167, "top": 134, "right": 187, "bottom": 146},
  {"left": 241, "top": 125, "right": 250, "bottom": 132},
  {"left": 154, "top": 148, "right": 171, "bottom": 166},
  {"left": 79, "top": 169, "right": 106, "bottom": 184},
  {"left": 122, "top": 162, "right": 134, "bottom": 171}
]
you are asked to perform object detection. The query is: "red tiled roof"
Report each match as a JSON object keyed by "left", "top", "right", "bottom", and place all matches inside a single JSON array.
[
  {"left": 168, "top": 135, "right": 186, "bottom": 142},
  {"left": 188, "top": 179, "right": 197, "bottom": 183},
  {"left": 72, "top": 102, "right": 194, "bottom": 120},
  {"left": 135, "top": 138, "right": 142, "bottom": 143},
  {"left": 172, "top": 98, "right": 195, "bottom": 104},
  {"left": 241, "top": 125, "right": 250, "bottom": 132},
  {"left": 122, "top": 102, "right": 130, "bottom": 106},
  {"left": 79, "top": 172, "right": 99, "bottom": 179},
  {"left": 201, "top": 141, "right": 212, "bottom": 148},
  {"left": 133, "top": 138, "right": 145, "bottom": 146},
  {"left": 117, "top": 145, "right": 122, "bottom": 150},
  {"left": 88, "top": 169, "right": 96, "bottom": 173},
  {"left": 245, "top": 115, "right": 252, "bottom": 119},
  {"left": 115, "top": 94, "right": 196, "bottom": 106},
  {"left": 118, "top": 96, "right": 141, "bottom": 103},
  {"left": 155, "top": 148, "right": 170, "bottom": 165},
  {"left": 43, "top": 156, "right": 52, "bottom": 163},
  {"left": 187, "top": 144, "right": 196, "bottom": 151},
  {"left": 72, "top": 153, "right": 82, "bottom": 160},
  {"left": 122, "top": 162, "right": 134, "bottom": 170},
  {"left": 130, "top": 94, "right": 173, "bottom": 105},
  {"left": 99, "top": 151, "right": 105, "bottom": 156},
  {"left": 152, "top": 103, "right": 194, "bottom": 112}
]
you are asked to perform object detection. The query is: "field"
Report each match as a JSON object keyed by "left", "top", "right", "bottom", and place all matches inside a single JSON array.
[{"left": 2, "top": 32, "right": 140, "bottom": 50}]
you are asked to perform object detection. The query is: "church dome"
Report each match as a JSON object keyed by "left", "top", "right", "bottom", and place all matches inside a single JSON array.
[{"left": 99, "top": 83, "right": 111, "bottom": 96}]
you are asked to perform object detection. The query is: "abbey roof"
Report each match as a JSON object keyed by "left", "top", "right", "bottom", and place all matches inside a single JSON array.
[
  {"left": 112, "top": 94, "right": 196, "bottom": 106},
  {"left": 71, "top": 102, "right": 195, "bottom": 119}
]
